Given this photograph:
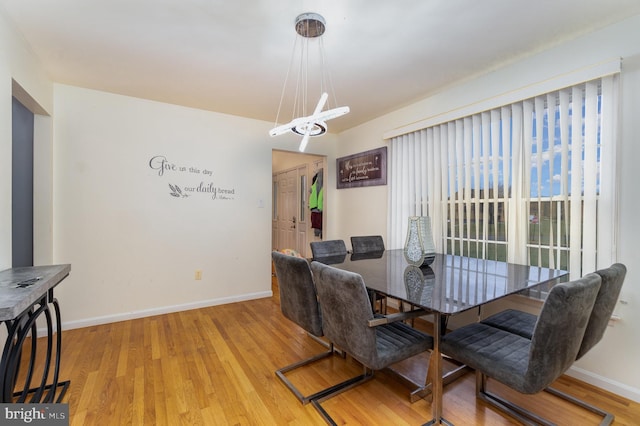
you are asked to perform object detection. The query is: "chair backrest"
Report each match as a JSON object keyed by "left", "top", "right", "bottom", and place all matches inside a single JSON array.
[
  {"left": 310, "top": 240, "right": 348, "bottom": 259},
  {"left": 350, "top": 251, "right": 384, "bottom": 261},
  {"left": 350, "top": 235, "right": 385, "bottom": 254},
  {"left": 310, "top": 261, "right": 377, "bottom": 363},
  {"left": 577, "top": 263, "right": 627, "bottom": 359},
  {"left": 524, "top": 273, "right": 601, "bottom": 393},
  {"left": 271, "top": 251, "right": 323, "bottom": 338}
]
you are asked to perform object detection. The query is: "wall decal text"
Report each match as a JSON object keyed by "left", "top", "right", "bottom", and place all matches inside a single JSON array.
[{"left": 148, "top": 155, "right": 235, "bottom": 201}]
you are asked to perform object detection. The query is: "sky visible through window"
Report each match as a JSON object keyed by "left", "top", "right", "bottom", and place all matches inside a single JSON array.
[
  {"left": 531, "top": 98, "right": 601, "bottom": 198},
  {"left": 455, "top": 96, "right": 602, "bottom": 198}
]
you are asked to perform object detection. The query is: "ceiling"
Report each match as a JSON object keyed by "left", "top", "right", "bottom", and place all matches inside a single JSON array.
[{"left": 2, "top": 0, "right": 640, "bottom": 133}]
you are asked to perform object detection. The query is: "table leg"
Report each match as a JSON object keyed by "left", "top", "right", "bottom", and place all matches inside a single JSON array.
[
  {"left": 424, "top": 312, "right": 453, "bottom": 426},
  {"left": 1, "top": 293, "right": 69, "bottom": 403}
]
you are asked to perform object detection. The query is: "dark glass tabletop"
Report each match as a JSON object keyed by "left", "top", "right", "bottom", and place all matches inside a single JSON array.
[{"left": 313, "top": 249, "right": 568, "bottom": 315}]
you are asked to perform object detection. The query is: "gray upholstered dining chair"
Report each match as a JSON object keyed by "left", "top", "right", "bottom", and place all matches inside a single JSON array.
[
  {"left": 350, "top": 235, "right": 385, "bottom": 254},
  {"left": 574, "top": 263, "right": 627, "bottom": 360},
  {"left": 310, "top": 239, "right": 348, "bottom": 266},
  {"left": 482, "top": 263, "right": 626, "bottom": 354},
  {"left": 350, "top": 235, "right": 388, "bottom": 313},
  {"left": 271, "top": 251, "right": 366, "bottom": 404},
  {"left": 478, "top": 263, "right": 626, "bottom": 424},
  {"left": 441, "top": 273, "right": 602, "bottom": 425},
  {"left": 310, "top": 261, "right": 433, "bottom": 424},
  {"left": 310, "top": 239, "right": 348, "bottom": 259}
]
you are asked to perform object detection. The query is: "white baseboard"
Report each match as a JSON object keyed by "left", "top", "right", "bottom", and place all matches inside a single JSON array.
[
  {"left": 567, "top": 365, "right": 640, "bottom": 403},
  {"left": 57, "top": 290, "right": 273, "bottom": 332}
]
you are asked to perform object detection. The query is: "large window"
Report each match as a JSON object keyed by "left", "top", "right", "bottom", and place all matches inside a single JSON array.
[{"left": 388, "top": 75, "right": 619, "bottom": 278}]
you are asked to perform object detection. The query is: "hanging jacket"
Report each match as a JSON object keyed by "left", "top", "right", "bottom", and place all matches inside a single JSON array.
[
  {"left": 309, "top": 169, "right": 324, "bottom": 212},
  {"left": 309, "top": 182, "right": 323, "bottom": 211}
]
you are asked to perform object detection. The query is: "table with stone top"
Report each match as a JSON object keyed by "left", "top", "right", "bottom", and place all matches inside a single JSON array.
[{"left": 0, "top": 264, "right": 71, "bottom": 403}]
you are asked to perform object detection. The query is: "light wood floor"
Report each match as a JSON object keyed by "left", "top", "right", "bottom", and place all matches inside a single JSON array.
[{"left": 20, "top": 278, "right": 640, "bottom": 425}]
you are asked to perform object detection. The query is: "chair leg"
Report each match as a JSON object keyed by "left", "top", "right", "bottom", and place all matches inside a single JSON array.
[
  {"left": 476, "top": 370, "right": 486, "bottom": 396},
  {"left": 478, "top": 388, "right": 552, "bottom": 426},
  {"left": 544, "top": 386, "right": 614, "bottom": 426},
  {"left": 382, "top": 354, "right": 470, "bottom": 403},
  {"left": 396, "top": 301, "right": 417, "bottom": 326},
  {"left": 276, "top": 343, "right": 359, "bottom": 404},
  {"left": 380, "top": 296, "right": 387, "bottom": 314},
  {"left": 307, "top": 333, "right": 345, "bottom": 357},
  {"left": 367, "top": 291, "right": 387, "bottom": 314},
  {"left": 476, "top": 373, "right": 614, "bottom": 426},
  {"left": 311, "top": 366, "right": 374, "bottom": 425}
]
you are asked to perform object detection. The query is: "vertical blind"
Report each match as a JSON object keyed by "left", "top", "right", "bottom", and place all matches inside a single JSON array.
[{"left": 388, "top": 74, "right": 619, "bottom": 278}]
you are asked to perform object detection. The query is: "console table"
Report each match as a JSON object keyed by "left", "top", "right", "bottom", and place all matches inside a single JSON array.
[{"left": 0, "top": 264, "right": 71, "bottom": 403}]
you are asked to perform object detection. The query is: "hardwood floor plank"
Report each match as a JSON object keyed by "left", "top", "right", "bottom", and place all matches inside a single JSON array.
[
  {"left": 70, "top": 369, "right": 97, "bottom": 426},
  {"left": 115, "top": 320, "right": 131, "bottom": 378},
  {"left": 149, "top": 318, "right": 162, "bottom": 361},
  {"left": 151, "top": 358, "right": 167, "bottom": 425},
  {"left": 132, "top": 366, "right": 145, "bottom": 426}
]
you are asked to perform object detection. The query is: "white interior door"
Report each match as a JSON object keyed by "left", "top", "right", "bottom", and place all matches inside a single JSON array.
[{"left": 276, "top": 169, "right": 297, "bottom": 250}]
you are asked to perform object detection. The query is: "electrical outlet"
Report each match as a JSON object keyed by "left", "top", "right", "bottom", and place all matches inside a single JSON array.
[{"left": 195, "top": 270, "right": 202, "bottom": 280}]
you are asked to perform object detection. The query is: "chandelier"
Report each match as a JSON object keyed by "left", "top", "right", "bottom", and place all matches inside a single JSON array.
[{"left": 269, "top": 12, "right": 349, "bottom": 152}]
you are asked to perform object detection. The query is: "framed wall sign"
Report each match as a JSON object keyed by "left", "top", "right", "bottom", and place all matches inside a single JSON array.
[{"left": 336, "top": 146, "right": 387, "bottom": 189}]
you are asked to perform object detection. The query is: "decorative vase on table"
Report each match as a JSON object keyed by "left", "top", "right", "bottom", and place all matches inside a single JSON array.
[{"left": 403, "top": 216, "right": 436, "bottom": 266}]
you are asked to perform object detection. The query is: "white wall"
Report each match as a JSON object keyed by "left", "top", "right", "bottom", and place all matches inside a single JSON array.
[
  {"left": 50, "top": 85, "right": 341, "bottom": 327},
  {"left": 272, "top": 150, "right": 325, "bottom": 173},
  {"left": 335, "top": 14, "right": 640, "bottom": 401},
  {"left": 0, "top": 9, "right": 53, "bottom": 270},
  {"left": 332, "top": 131, "right": 389, "bottom": 242},
  {"left": 51, "top": 86, "right": 272, "bottom": 324},
  {"left": 0, "top": 26, "right": 12, "bottom": 270}
]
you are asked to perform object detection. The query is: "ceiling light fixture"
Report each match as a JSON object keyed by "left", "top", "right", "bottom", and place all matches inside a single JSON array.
[{"left": 269, "top": 12, "right": 349, "bottom": 152}]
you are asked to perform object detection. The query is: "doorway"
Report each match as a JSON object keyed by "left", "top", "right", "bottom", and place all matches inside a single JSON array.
[
  {"left": 10, "top": 80, "right": 53, "bottom": 267},
  {"left": 12, "top": 96, "right": 34, "bottom": 267},
  {"left": 272, "top": 150, "right": 326, "bottom": 258}
]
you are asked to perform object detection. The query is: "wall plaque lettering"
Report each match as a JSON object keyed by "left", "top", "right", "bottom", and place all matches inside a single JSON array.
[{"left": 336, "top": 147, "right": 387, "bottom": 189}]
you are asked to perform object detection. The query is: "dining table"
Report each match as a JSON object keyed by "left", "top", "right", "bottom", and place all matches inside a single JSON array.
[{"left": 315, "top": 248, "right": 568, "bottom": 425}]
